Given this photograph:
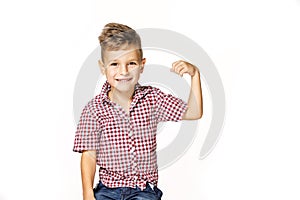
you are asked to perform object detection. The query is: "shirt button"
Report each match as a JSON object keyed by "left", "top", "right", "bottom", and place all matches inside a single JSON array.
[
  {"left": 130, "top": 147, "right": 135, "bottom": 153},
  {"left": 128, "top": 131, "right": 133, "bottom": 137}
]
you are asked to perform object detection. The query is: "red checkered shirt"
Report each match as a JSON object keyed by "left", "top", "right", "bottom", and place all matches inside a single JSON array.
[{"left": 73, "top": 81, "right": 187, "bottom": 190}]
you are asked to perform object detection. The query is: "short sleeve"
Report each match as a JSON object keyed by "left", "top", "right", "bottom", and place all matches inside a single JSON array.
[
  {"left": 155, "top": 88, "right": 188, "bottom": 122},
  {"left": 73, "top": 102, "right": 101, "bottom": 153}
]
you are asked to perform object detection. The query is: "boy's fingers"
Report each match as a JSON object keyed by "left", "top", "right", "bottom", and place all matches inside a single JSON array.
[
  {"left": 178, "top": 67, "right": 187, "bottom": 76},
  {"left": 172, "top": 60, "right": 182, "bottom": 67},
  {"left": 172, "top": 60, "right": 184, "bottom": 70},
  {"left": 172, "top": 64, "right": 186, "bottom": 76},
  {"left": 171, "top": 60, "right": 191, "bottom": 76}
]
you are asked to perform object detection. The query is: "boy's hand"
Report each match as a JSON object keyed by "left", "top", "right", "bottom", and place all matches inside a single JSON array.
[
  {"left": 83, "top": 191, "right": 95, "bottom": 200},
  {"left": 171, "top": 60, "right": 198, "bottom": 77}
]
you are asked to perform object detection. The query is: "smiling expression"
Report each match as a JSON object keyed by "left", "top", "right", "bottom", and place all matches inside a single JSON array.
[{"left": 99, "top": 47, "right": 146, "bottom": 98}]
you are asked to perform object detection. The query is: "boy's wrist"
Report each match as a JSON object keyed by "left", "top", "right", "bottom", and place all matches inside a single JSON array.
[
  {"left": 191, "top": 68, "right": 200, "bottom": 78},
  {"left": 83, "top": 189, "right": 95, "bottom": 200}
]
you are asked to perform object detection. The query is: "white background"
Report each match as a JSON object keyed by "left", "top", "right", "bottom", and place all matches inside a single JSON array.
[{"left": 0, "top": 0, "right": 300, "bottom": 199}]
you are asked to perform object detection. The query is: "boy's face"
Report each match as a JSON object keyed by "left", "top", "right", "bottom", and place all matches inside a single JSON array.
[{"left": 99, "top": 47, "right": 146, "bottom": 95}]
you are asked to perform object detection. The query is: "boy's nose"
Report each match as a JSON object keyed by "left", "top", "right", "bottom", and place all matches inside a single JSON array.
[{"left": 118, "top": 64, "right": 129, "bottom": 75}]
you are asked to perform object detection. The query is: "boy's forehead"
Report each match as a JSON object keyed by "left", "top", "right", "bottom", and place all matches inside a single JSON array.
[{"left": 103, "top": 47, "right": 141, "bottom": 62}]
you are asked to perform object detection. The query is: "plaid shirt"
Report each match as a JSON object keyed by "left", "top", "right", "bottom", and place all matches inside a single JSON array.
[{"left": 73, "top": 81, "right": 187, "bottom": 190}]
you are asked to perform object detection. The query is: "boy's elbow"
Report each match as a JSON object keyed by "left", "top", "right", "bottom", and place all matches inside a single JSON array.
[
  {"left": 198, "top": 111, "right": 203, "bottom": 119},
  {"left": 193, "top": 112, "right": 203, "bottom": 120},
  {"left": 193, "top": 107, "right": 203, "bottom": 119},
  {"left": 182, "top": 111, "right": 203, "bottom": 120}
]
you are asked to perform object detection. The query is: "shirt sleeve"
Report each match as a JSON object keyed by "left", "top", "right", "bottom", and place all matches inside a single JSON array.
[
  {"left": 73, "top": 101, "right": 101, "bottom": 153},
  {"left": 155, "top": 88, "right": 188, "bottom": 122}
]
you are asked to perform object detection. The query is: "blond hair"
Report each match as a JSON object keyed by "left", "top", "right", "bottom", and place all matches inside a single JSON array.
[{"left": 98, "top": 23, "right": 143, "bottom": 61}]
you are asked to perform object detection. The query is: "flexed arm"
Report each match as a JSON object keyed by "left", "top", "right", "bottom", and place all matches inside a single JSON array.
[{"left": 171, "top": 60, "right": 203, "bottom": 120}]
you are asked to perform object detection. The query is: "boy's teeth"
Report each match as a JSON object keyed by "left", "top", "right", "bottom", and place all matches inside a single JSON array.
[{"left": 117, "top": 78, "right": 130, "bottom": 81}]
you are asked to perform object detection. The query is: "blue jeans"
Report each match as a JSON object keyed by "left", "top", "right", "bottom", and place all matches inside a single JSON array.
[{"left": 93, "top": 181, "right": 163, "bottom": 200}]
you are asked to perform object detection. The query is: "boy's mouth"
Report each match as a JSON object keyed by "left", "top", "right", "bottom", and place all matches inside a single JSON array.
[{"left": 115, "top": 78, "right": 133, "bottom": 82}]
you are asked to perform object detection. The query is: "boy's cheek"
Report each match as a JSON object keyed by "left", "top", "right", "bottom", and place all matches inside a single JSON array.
[{"left": 106, "top": 70, "right": 116, "bottom": 78}]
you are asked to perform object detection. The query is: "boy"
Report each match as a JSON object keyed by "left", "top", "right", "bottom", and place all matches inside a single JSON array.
[{"left": 73, "top": 22, "right": 203, "bottom": 200}]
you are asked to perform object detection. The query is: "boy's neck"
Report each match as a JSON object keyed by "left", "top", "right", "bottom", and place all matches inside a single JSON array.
[{"left": 108, "top": 88, "right": 134, "bottom": 113}]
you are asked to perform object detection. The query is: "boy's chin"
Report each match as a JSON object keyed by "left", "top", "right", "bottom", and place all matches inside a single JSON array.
[{"left": 113, "top": 82, "right": 136, "bottom": 92}]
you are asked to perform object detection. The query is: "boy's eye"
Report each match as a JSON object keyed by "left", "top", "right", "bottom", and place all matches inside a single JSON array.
[
  {"left": 110, "top": 63, "right": 118, "bottom": 66},
  {"left": 129, "top": 62, "right": 137, "bottom": 66}
]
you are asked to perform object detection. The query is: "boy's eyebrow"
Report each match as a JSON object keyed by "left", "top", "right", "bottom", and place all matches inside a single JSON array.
[{"left": 108, "top": 57, "right": 139, "bottom": 63}]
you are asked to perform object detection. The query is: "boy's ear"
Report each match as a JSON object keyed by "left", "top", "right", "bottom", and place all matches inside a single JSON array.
[
  {"left": 140, "top": 58, "right": 146, "bottom": 73},
  {"left": 98, "top": 60, "right": 105, "bottom": 75}
]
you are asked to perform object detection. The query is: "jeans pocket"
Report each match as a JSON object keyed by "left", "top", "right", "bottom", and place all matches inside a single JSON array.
[
  {"left": 154, "top": 186, "right": 163, "bottom": 199},
  {"left": 93, "top": 181, "right": 103, "bottom": 193}
]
